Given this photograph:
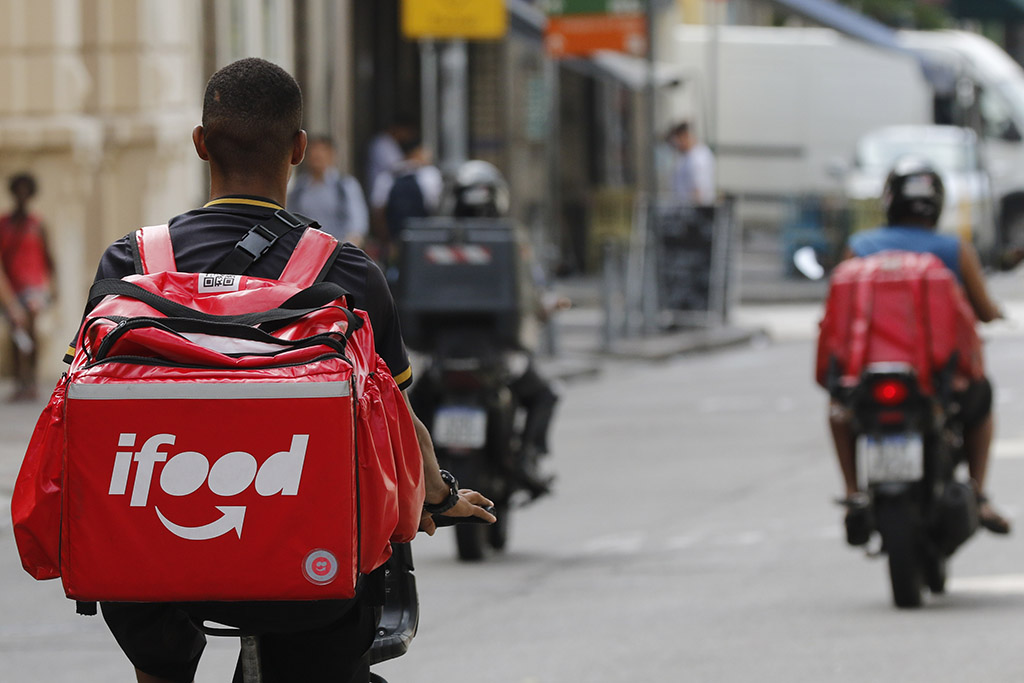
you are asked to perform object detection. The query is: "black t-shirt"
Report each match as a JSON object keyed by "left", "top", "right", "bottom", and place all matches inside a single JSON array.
[{"left": 83, "top": 195, "right": 412, "bottom": 389}]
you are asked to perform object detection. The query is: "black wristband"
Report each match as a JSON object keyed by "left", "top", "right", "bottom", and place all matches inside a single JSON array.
[{"left": 423, "top": 469, "right": 460, "bottom": 515}]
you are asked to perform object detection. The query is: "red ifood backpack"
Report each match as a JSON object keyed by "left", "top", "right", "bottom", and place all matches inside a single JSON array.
[
  {"left": 11, "top": 212, "right": 424, "bottom": 603},
  {"left": 815, "top": 250, "right": 983, "bottom": 395}
]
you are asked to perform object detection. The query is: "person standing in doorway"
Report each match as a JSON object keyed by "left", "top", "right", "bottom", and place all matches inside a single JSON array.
[
  {"left": 0, "top": 172, "right": 54, "bottom": 402},
  {"left": 288, "top": 135, "right": 370, "bottom": 246}
]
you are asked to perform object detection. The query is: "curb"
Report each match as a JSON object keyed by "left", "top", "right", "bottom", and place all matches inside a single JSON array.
[{"left": 537, "top": 324, "right": 764, "bottom": 383}]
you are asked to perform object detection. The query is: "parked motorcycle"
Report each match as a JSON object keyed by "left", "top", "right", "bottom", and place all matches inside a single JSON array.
[{"left": 827, "top": 360, "right": 979, "bottom": 608}]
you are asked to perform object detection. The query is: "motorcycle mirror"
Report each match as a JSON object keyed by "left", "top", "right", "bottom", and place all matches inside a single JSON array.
[{"left": 793, "top": 246, "right": 825, "bottom": 281}]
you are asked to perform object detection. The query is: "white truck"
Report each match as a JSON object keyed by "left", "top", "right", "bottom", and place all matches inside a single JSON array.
[{"left": 665, "top": 24, "right": 1024, "bottom": 258}]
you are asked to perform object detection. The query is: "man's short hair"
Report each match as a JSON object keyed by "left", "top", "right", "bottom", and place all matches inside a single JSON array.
[{"left": 202, "top": 58, "right": 302, "bottom": 174}]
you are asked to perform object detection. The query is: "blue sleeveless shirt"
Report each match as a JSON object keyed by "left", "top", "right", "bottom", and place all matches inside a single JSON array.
[{"left": 848, "top": 226, "right": 962, "bottom": 282}]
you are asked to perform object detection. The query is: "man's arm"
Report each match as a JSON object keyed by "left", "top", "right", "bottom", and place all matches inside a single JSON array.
[
  {"left": 959, "top": 241, "right": 1003, "bottom": 322},
  {"left": 403, "top": 391, "right": 496, "bottom": 535}
]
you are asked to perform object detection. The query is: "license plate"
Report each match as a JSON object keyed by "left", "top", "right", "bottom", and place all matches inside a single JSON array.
[
  {"left": 857, "top": 433, "right": 924, "bottom": 485},
  {"left": 432, "top": 406, "right": 487, "bottom": 450}
]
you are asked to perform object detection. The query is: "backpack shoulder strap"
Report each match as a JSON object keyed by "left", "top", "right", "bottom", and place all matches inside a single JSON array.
[
  {"left": 279, "top": 227, "right": 342, "bottom": 288},
  {"left": 131, "top": 224, "right": 175, "bottom": 275},
  {"left": 214, "top": 209, "right": 310, "bottom": 276}
]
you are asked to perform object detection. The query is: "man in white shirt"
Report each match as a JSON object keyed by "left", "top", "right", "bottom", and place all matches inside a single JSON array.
[
  {"left": 288, "top": 136, "right": 369, "bottom": 245},
  {"left": 668, "top": 121, "right": 716, "bottom": 208}
]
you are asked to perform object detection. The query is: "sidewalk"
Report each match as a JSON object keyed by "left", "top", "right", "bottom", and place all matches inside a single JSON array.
[{"left": 535, "top": 276, "right": 765, "bottom": 385}]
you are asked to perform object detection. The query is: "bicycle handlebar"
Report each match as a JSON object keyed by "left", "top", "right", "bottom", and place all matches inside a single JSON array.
[{"left": 431, "top": 506, "right": 496, "bottom": 527}]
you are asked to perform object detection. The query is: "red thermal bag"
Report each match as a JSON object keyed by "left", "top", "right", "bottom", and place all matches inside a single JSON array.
[{"left": 11, "top": 223, "right": 424, "bottom": 602}]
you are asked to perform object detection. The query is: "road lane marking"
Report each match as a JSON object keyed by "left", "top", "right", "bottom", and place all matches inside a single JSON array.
[
  {"left": 949, "top": 574, "right": 1024, "bottom": 595},
  {"left": 581, "top": 533, "right": 645, "bottom": 555},
  {"left": 994, "top": 438, "right": 1024, "bottom": 459},
  {"left": 713, "top": 531, "right": 766, "bottom": 546}
]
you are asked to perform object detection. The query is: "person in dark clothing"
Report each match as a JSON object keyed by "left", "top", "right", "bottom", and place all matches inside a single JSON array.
[
  {"left": 85, "top": 57, "right": 494, "bottom": 683},
  {"left": 369, "top": 135, "right": 442, "bottom": 274}
]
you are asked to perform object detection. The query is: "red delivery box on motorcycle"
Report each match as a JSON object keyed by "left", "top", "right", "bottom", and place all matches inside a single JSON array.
[{"left": 816, "top": 250, "right": 983, "bottom": 394}]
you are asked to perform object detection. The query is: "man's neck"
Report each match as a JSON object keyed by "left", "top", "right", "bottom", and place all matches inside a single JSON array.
[{"left": 208, "top": 175, "right": 288, "bottom": 207}]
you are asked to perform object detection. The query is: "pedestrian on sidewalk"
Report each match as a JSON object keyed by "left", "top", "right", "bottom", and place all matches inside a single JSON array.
[
  {"left": 0, "top": 172, "right": 55, "bottom": 402},
  {"left": 369, "top": 135, "right": 443, "bottom": 277},
  {"left": 668, "top": 121, "right": 716, "bottom": 212},
  {"left": 288, "top": 135, "right": 370, "bottom": 246}
]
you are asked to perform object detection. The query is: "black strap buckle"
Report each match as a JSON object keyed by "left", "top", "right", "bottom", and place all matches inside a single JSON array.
[
  {"left": 235, "top": 223, "right": 279, "bottom": 259},
  {"left": 273, "top": 209, "right": 305, "bottom": 230}
]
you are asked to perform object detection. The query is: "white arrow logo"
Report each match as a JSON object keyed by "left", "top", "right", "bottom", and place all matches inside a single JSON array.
[{"left": 156, "top": 506, "right": 247, "bottom": 540}]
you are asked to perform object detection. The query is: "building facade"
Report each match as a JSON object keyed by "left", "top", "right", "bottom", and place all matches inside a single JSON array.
[{"left": 3, "top": 0, "right": 650, "bottom": 381}]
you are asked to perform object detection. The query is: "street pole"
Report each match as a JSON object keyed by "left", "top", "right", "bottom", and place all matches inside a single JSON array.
[
  {"left": 439, "top": 39, "right": 469, "bottom": 172},
  {"left": 420, "top": 39, "right": 439, "bottom": 164},
  {"left": 642, "top": 0, "right": 659, "bottom": 334}
]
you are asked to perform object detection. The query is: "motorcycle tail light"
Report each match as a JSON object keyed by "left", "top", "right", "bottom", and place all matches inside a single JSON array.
[{"left": 872, "top": 379, "right": 909, "bottom": 406}]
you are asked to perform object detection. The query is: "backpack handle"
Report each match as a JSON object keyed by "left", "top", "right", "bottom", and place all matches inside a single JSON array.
[{"left": 87, "top": 278, "right": 362, "bottom": 334}]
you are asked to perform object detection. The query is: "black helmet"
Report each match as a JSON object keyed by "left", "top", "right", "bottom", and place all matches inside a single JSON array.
[
  {"left": 882, "top": 157, "right": 945, "bottom": 227},
  {"left": 451, "top": 160, "right": 510, "bottom": 218}
]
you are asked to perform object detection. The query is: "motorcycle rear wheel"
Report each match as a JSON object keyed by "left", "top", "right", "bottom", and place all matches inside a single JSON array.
[{"left": 875, "top": 497, "right": 924, "bottom": 608}]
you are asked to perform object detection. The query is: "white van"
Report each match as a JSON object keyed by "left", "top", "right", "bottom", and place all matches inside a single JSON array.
[
  {"left": 668, "top": 25, "right": 1024, "bottom": 258},
  {"left": 899, "top": 30, "right": 1024, "bottom": 251}
]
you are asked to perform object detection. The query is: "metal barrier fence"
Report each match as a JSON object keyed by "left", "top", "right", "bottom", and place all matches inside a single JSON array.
[{"left": 601, "top": 196, "right": 738, "bottom": 347}]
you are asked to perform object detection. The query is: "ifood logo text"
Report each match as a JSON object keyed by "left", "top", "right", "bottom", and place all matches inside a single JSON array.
[{"left": 109, "top": 433, "right": 308, "bottom": 540}]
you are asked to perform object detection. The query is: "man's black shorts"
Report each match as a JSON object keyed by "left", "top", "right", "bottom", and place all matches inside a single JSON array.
[{"left": 101, "top": 593, "right": 377, "bottom": 683}]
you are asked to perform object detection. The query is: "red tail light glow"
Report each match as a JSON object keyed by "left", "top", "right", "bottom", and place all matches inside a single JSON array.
[{"left": 873, "top": 379, "right": 909, "bottom": 406}]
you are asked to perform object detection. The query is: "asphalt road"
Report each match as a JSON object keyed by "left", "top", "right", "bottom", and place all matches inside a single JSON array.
[{"left": 5, "top": 297, "right": 1024, "bottom": 681}]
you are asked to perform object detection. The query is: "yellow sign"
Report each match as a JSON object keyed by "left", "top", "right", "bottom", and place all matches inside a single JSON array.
[{"left": 402, "top": 0, "right": 508, "bottom": 40}]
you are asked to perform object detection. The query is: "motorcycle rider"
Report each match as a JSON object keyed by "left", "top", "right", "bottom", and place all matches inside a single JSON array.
[
  {"left": 445, "top": 160, "right": 560, "bottom": 496},
  {"left": 831, "top": 157, "right": 1011, "bottom": 543},
  {"left": 85, "top": 57, "right": 495, "bottom": 683}
]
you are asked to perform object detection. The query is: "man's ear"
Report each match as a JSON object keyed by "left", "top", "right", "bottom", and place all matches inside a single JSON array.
[
  {"left": 192, "top": 126, "right": 210, "bottom": 161},
  {"left": 291, "top": 130, "right": 307, "bottom": 166}
]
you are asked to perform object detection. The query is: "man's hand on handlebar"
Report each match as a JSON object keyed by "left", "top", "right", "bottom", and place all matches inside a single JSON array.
[{"left": 419, "top": 489, "right": 496, "bottom": 536}]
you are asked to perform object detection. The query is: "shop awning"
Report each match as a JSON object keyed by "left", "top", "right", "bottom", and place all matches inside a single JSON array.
[
  {"left": 769, "top": 0, "right": 957, "bottom": 95},
  {"left": 508, "top": 0, "right": 546, "bottom": 43},
  {"left": 949, "top": 0, "right": 1024, "bottom": 21},
  {"left": 769, "top": 0, "right": 906, "bottom": 50}
]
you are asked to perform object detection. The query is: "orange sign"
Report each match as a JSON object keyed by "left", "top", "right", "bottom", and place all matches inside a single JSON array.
[{"left": 544, "top": 14, "right": 647, "bottom": 57}]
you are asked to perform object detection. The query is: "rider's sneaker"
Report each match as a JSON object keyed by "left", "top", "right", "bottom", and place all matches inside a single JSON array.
[{"left": 838, "top": 493, "right": 873, "bottom": 546}]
